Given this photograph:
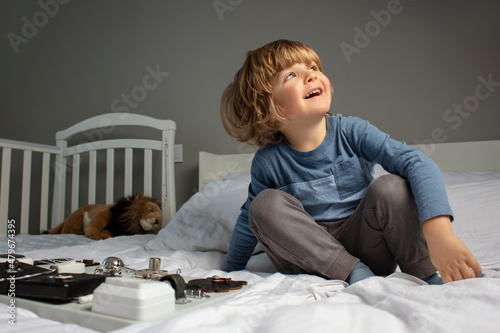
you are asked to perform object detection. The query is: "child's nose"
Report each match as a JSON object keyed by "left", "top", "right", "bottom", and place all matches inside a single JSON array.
[{"left": 306, "top": 72, "right": 317, "bottom": 82}]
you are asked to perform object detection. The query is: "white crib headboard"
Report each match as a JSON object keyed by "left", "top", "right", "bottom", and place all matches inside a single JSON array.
[
  {"left": 0, "top": 113, "right": 176, "bottom": 236},
  {"left": 52, "top": 113, "right": 176, "bottom": 230}
]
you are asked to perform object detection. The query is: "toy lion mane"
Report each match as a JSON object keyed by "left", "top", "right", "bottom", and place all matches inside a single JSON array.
[{"left": 47, "top": 194, "right": 162, "bottom": 240}]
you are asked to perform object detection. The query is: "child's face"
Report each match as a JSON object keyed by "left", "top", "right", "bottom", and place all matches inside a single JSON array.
[{"left": 272, "top": 62, "right": 332, "bottom": 122}]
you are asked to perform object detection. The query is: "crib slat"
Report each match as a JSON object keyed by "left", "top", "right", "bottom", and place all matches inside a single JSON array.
[
  {"left": 144, "top": 149, "right": 152, "bottom": 196},
  {"left": 20, "top": 150, "right": 32, "bottom": 234},
  {"left": 39, "top": 152, "right": 51, "bottom": 232},
  {"left": 52, "top": 145, "right": 66, "bottom": 227},
  {"left": 0, "top": 148, "right": 12, "bottom": 236},
  {"left": 124, "top": 148, "right": 133, "bottom": 195},
  {"left": 71, "top": 154, "right": 80, "bottom": 212},
  {"left": 106, "top": 149, "right": 114, "bottom": 204},
  {"left": 88, "top": 150, "right": 96, "bottom": 204}
]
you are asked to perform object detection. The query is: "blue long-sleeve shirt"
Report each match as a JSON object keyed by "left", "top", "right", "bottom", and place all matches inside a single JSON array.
[{"left": 222, "top": 115, "right": 453, "bottom": 272}]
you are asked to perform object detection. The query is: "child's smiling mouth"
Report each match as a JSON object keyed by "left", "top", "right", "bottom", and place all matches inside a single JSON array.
[{"left": 305, "top": 88, "right": 322, "bottom": 99}]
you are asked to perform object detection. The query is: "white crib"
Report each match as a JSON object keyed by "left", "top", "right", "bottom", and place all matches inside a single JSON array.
[{"left": 0, "top": 113, "right": 176, "bottom": 236}]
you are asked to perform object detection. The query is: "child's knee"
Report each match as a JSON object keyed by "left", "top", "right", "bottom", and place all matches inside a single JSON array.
[
  {"left": 249, "top": 189, "right": 282, "bottom": 222},
  {"left": 249, "top": 189, "right": 298, "bottom": 228},
  {"left": 368, "top": 174, "right": 412, "bottom": 205}
]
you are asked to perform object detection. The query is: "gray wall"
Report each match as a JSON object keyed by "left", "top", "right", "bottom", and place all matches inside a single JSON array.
[{"left": 1, "top": 0, "right": 500, "bottom": 208}]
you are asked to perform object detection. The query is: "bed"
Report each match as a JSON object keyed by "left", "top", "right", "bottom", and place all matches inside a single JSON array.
[{"left": 1, "top": 116, "right": 500, "bottom": 332}]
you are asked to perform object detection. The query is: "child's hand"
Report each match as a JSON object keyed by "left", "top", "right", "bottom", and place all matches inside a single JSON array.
[{"left": 422, "top": 215, "right": 482, "bottom": 283}]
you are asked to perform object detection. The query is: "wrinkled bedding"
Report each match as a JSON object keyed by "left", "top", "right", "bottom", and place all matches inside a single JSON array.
[
  {"left": 1, "top": 234, "right": 499, "bottom": 333},
  {"left": 2, "top": 169, "right": 500, "bottom": 332}
]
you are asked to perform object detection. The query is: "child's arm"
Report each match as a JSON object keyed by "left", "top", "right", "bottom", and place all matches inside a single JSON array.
[{"left": 422, "top": 215, "right": 482, "bottom": 283}]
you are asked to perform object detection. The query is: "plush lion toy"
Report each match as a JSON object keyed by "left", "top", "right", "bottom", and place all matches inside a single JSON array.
[{"left": 47, "top": 194, "right": 162, "bottom": 240}]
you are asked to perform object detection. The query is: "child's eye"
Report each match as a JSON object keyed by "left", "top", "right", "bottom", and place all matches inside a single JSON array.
[
  {"left": 309, "top": 65, "right": 318, "bottom": 71},
  {"left": 285, "top": 72, "right": 296, "bottom": 81}
]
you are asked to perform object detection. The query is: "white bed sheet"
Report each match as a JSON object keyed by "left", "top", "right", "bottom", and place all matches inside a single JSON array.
[
  {"left": 1, "top": 234, "right": 94, "bottom": 253},
  {"left": 2, "top": 234, "right": 500, "bottom": 333},
  {"left": 2, "top": 169, "right": 500, "bottom": 333}
]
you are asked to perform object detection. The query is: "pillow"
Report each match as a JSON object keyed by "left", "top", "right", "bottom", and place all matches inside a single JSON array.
[
  {"left": 446, "top": 179, "right": 500, "bottom": 269},
  {"left": 147, "top": 173, "right": 258, "bottom": 253},
  {"left": 224, "top": 172, "right": 251, "bottom": 183}
]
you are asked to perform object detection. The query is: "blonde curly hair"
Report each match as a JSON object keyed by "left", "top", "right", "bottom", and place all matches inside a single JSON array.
[{"left": 220, "top": 40, "right": 324, "bottom": 147}]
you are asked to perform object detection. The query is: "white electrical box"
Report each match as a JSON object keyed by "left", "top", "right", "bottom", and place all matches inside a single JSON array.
[
  {"left": 92, "top": 277, "right": 176, "bottom": 321},
  {"left": 174, "top": 144, "right": 183, "bottom": 163}
]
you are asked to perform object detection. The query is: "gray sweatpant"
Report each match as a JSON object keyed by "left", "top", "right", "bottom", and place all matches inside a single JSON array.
[{"left": 248, "top": 175, "right": 437, "bottom": 281}]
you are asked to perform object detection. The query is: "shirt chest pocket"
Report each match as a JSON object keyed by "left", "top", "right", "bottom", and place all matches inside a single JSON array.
[
  {"left": 277, "top": 175, "right": 336, "bottom": 209},
  {"left": 332, "top": 155, "right": 370, "bottom": 200}
]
